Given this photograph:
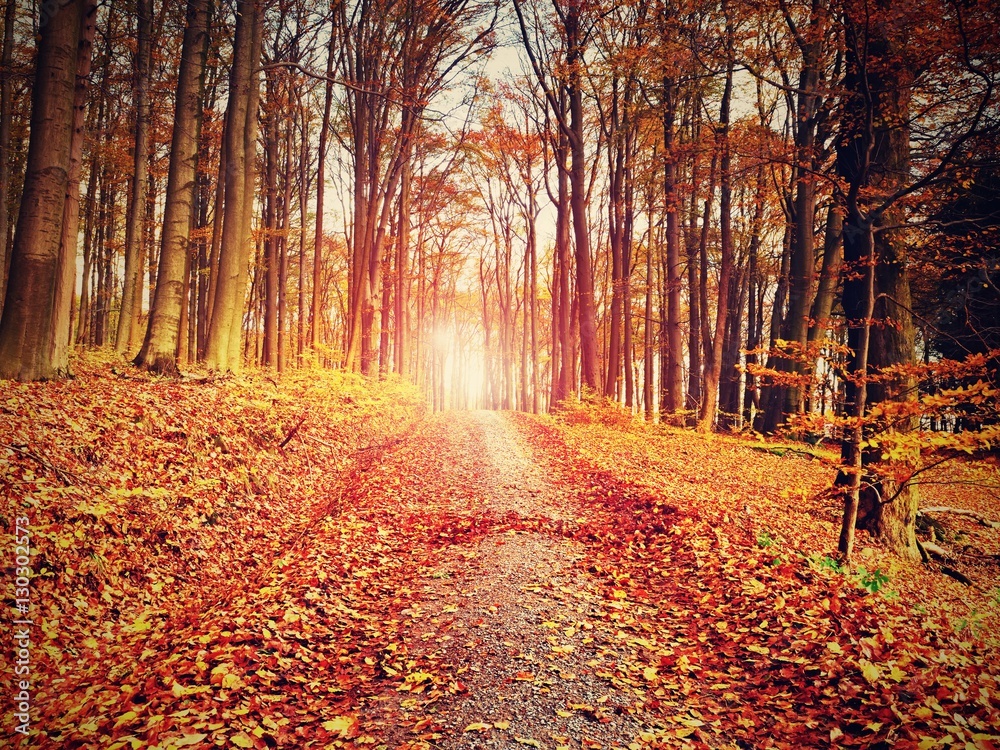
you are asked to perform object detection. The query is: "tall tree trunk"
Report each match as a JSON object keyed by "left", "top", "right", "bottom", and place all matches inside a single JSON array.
[
  {"left": 663, "top": 81, "right": 683, "bottom": 413},
  {"left": 0, "top": 0, "right": 15, "bottom": 311},
  {"left": 553, "top": 123, "right": 572, "bottom": 404},
  {"left": 807, "top": 205, "right": 843, "bottom": 346},
  {"left": 115, "top": 0, "right": 153, "bottom": 353},
  {"left": 394, "top": 119, "right": 413, "bottom": 378},
  {"left": 836, "top": 3, "right": 920, "bottom": 560},
  {"left": 0, "top": 0, "right": 92, "bottom": 380},
  {"left": 698, "top": 48, "right": 734, "bottom": 433},
  {"left": 77, "top": 161, "right": 99, "bottom": 345},
  {"left": 206, "top": 0, "right": 261, "bottom": 373},
  {"left": 719, "top": 261, "right": 747, "bottom": 429},
  {"left": 50, "top": 0, "right": 96, "bottom": 372},
  {"left": 312, "top": 31, "right": 334, "bottom": 353},
  {"left": 643, "top": 179, "right": 654, "bottom": 420},
  {"left": 779, "top": 6, "right": 825, "bottom": 422},
  {"left": 565, "top": 6, "right": 598, "bottom": 392},
  {"left": 262, "top": 87, "right": 279, "bottom": 368},
  {"left": 136, "top": 0, "right": 210, "bottom": 374},
  {"left": 297, "top": 93, "right": 308, "bottom": 363},
  {"left": 277, "top": 125, "right": 292, "bottom": 373}
]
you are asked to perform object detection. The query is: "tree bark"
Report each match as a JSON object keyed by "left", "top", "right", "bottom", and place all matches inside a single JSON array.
[
  {"left": 0, "top": 0, "right": 91, "bottom": 380},
  {"left": 698, "top": 51, "right": 734, "bottom": 433},
  {"left": 206, "top": 0, "right": 261, "bottom": 373},
  {"left": 136, "top": 0, "right": 210, "bottom": 375},
  {"left": 0, "top": 0, "right": 16, "bottom": 312},
  {"left": 115, "top": 0, "right": 153, "bottom": 353},
  {"left": 663, "top": 81, "right": 683, "bottom": 414}
]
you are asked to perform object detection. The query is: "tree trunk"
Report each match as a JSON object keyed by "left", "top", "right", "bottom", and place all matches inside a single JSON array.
[
  {"left": 312, "top": 33, "right": 334, "bottom": 354},
  {"left": 0, "top": 0, "right": 91, "bottom": 380},
  {"left": 262, "top": 86, "right": 279, "bottom": 369},
  {"left": 115, "top": 0, "right": 153, "bottom": 353},
  {"left": 565, "top": 5, "right": 599, "bottom": 393},
  {"left": 663, "top": 81, "right": 683, "bottom": 414},
  {"left": 779, "top": 12, "right": 824, "bottom": 422},
  {"left": 135, "top": 0, "right": 210, "bottom": 375},
  {"left": 0, "top": 0, "right": 16, "bottom": 312},
  {"left": 50, "top": 0, "right": 96, "bottom": 373},
  {"left": 206, "top": 0, "right": 261, "bottom": 373},
  {"left": 836, "top": 2, "right": 920, "bottom": 560},
  {"left": 698, "top": 51, "right": 734, "bottom": 433}
]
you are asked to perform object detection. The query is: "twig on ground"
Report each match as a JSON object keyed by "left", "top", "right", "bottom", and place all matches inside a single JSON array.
[
  {"left": 279, "top": 416, "right": 308, "bottom": 449},
  {"left": 3, "top": 443, "right": 90, "bottom": 486}
]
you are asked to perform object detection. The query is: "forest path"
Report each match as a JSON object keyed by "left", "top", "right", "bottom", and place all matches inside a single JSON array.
[{"left": 357, "top": 410, "right": 651, "bottom": 750}]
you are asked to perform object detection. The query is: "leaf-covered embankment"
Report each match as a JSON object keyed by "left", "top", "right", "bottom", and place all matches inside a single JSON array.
[{"left": 1, "top": 358, "right": 424, "bottom": 747}]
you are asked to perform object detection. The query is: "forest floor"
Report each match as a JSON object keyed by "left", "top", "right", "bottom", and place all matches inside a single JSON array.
[{"left": 2, "top": 357, "right": 1000, "bottom": 750}]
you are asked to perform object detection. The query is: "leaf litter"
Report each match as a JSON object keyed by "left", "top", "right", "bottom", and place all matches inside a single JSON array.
[{"left": 1, "top": 360, "right": 998, "bottom": 749}]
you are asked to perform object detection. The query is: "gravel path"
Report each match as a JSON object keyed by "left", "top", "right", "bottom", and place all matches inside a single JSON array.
[{"left": 361, "top": 411, "right": 649, "bottom": 750}]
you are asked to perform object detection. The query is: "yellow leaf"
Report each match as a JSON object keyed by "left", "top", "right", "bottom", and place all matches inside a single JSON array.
[
  {"left": 83, "top": 637, "right": 99, "bottom": 649},
  {"left": 830, "top": 727, "right": 844, "bottom": 741},
  {"left": 888, "top": 666, "right": 906, "bottom": 682},
  {"left": 321, "top": 716, "right": 358, "bottom": 738},
  {"left": 515, "top": 738, "right": 541, "bottom": 748},
  {"left": 114, "top": 711, "right": 137, "bottom": 728},
  {"left": 170, "top": 734, "right": 208, "bottom": 747},
  {"left": 913, "top": 707, "right": 933, "bottom": 720},
  {"left": 643, "top": 666, "right": 658, "bottom": 681},
  {"left": 826, "top": 641, "right": 843, "bottom": 655},
  {"left": 675, "top": 727, "right": 695, "bottom": 738},
  {"left": 129, "top": 618, "right": 152, "bottom": 633},
  {"left": 556, "top": 710, "right": 572, "bottom": 718},
  {"left": 494, "top": 721, "right": 510, "bottom": 730},
  {"left": 231, "top": 733, "right": 254, "bottom": 748},
  {"left": 861, "top": 661, "right": 881, "bottom": 684},
  {"left": 464, "top": 723, "right": 493, "bottom": 732},
  {"left": 678, "top": 717, "right": 705, "bottom": 728}
]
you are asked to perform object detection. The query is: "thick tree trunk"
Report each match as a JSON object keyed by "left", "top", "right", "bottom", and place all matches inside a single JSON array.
[
  {"left": 0, "top": 0, "right": 91, "bottom": 380},
  {"left": 836, "top": 3, "right": 920, "bottom": 560},
  {"left": 0, "top": 0, "right": 15, "bottom": 312},
  {"left": 135, "top": 0, "right": 209, "bottom": 375},
  {"left": 51, "top": 0, "right": 96, "bottom": 373},
  {"left": 206, "top": 0, "right": 261, "bottom": 373}
]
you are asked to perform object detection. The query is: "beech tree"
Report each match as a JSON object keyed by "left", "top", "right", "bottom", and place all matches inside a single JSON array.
[
  {"left": 835, "top": 0, "right": 997, "bottom": 560},
  {"left": 0, "top": 0, "right": 95, "bottom": 380},
  {"left": 205, "top": 0, "right": 263, "bottom": 373},
  {"left": 135, "top": 0, "right": 211, "bottom": 374}
]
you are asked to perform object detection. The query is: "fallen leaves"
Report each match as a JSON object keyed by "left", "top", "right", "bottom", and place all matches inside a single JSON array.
[{"left": 4, "top": 358, "right": 999, "bottom": 749}]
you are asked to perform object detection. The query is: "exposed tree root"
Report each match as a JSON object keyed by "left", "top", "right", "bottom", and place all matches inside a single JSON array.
[{"left": 918, "top": 506, "right": 1000, "bottom": 528}]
